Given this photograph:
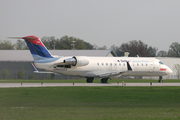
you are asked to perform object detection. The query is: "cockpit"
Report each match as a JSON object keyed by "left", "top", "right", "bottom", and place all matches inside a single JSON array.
[{"left": 158, "top": 61, "right": 172, "bottom": 74}]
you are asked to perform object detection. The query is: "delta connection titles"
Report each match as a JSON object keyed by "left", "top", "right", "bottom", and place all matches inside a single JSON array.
[{"left": 118, "top": 59, "right": 148, "bottom": 63}]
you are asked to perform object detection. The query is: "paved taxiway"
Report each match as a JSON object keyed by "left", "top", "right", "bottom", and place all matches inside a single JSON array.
[{"left": 0, "top": 83, "right": 180, "bottom": 88}]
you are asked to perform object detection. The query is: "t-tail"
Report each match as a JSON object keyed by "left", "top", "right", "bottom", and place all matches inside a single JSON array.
[{"left": 9, "top": 36, "right": 53, "bottom": 61}]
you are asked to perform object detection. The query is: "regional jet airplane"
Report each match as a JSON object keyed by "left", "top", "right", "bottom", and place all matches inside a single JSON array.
[{"left": 10, "top": 36, "right": 172, "bottom": 83}]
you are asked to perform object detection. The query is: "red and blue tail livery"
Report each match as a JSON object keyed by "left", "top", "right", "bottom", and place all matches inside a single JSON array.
[
  {"left": 23, "top": 36, "right": 53, "bottom": 60},
  {"left": 9, "top": 35, "right": 60, "bottom": 63}
]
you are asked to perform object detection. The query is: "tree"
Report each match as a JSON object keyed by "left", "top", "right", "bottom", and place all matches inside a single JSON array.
[
  {"left": 28, "top": 73, "right": 36, "bottom": 79},
  {"left": 2, "top": 68, "right": 9, "bottom": 79},
  {"left": 0, "top": 40, "right": 15, "bottom": 50},
  {"left": 119, "top": 40, "right": 148, "bottom": 57},
  {"left": 55, "top": 36, "right": 73, "bottom": 49},
  {"left": 157, "top": 50, "right": 168, "bottom": 57},
  {"left": 83, "top": 42, "right": 94, "bottom": 49},
  {"left": 15, "top": 39, "right": 28, "bottom": 50},
  {"left": 173, "top": 64, "right": 180, "bottom": 79},
  {"left": 148, "top": 46, "right": 158, "bottom": 57},
  {"left": 75, "top": 41, "right": 86, "bottom": 49},
  {"left": 110, "top": 45, "right": 123, "bottom": 56},
  {"left": 120, "top": 40, "right": 151, "bottom": 57},
  {"left": 41, "top": 36, "right": 56, "bottom": 49},
  {"left": 41, "top": 36, "right": 94, "bottom": 50},
  {"left": 168, "top": 42, "right": 180, "bottom": 57},
  {"left": 17, "top": 67, "right": 25, "bottom": 79},
  {"left": 94, "top": 44, "right": 107, "bottom": 50},
  {"left": 110, "top": 40, "right": 158, "bottom": 57}
]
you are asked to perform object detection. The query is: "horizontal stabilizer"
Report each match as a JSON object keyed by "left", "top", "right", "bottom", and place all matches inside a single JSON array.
[
  {"left": 8, "top": 37, "right": 23, "bottom": 39},
  {"left": 31, "top": 63, "right": 59, "bottom": 74},
  {"left": 31, "top": 63, "right": 38, "bottom": 73},
  {"left": 8, "top": 36, "right": 38, "bottom": 40}
]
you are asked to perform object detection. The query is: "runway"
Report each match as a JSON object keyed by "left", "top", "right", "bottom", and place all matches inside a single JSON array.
[{"left": 1, "top": 83, "right": 180, "bottom": 88}]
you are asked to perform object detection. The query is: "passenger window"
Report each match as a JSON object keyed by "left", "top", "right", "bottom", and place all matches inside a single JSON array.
[
  {"left": 137, "top": 63, "right": 139, "bottom": 66},
  {"left": 123, "top": 63, "right": 125, "bottom": 66},
  {"left": 146, "top": 63, "right": 148, "bottom": 66},
  {"left": 102, "top": 63, "right": 104, "bottom": 66},
  {"left": 142, "top": 63, "right": 143, "bottom": 66},
  {"left": 97, "top": 63, "right": 99, "bottom": 66},
  {"left": 110, "top": 63, "right": 112, "bottom": 66},
  {"left": 119, "top": 63, "right": 121, "bottom": 66},
  {"left": 106, "top": 63, "right": 108, "bottom": 66}
]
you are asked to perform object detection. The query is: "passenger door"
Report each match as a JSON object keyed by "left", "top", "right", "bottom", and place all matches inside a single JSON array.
[{"left": 149, "top": 62, "right": 154, "bottom": 72}]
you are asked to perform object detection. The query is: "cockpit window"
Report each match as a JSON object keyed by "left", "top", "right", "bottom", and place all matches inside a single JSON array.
[{"left": 159, "top": 61, "right": 163, "bottom": 64}]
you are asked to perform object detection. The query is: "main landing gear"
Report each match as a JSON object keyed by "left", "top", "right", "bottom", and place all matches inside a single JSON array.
[
  {"left": 86, "top": 77, "right": 94, "bottom": 83},
  {"left": 101, "top": 78, "right": 108, "bottom": 83},
  {"left": 86, "top": 77, "right": 108, "bottom": 83},
  {"left": 158, "top": 76, "right": 163, "bottom": 83}
]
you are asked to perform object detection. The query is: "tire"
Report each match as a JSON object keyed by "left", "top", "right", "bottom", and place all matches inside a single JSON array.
[
  {"left": 86, "top": 77, "right": 94, "bottom": 83},
  {"left": 101, "top": 78, "right": 108, "bottom": 83}
]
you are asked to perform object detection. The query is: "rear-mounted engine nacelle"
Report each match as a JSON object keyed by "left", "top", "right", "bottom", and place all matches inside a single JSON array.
[
  {"left": 63, "top": 56, "right": 89, "bottom": 67},
  {"left": 63, "top": 58, "right": 76, "bottom": 66}
]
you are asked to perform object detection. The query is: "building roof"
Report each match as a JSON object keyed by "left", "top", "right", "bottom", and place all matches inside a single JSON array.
[{"left": 0, "top": 50, "right": 117, "bottom": 61}]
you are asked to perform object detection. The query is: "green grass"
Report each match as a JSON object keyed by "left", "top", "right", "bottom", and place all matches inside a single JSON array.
[
  {"left": 0, "top": 79, "right": 180, "bottom": 83},
  {"left": 0, "top": 86, "right": 180, "bottom": 120}
]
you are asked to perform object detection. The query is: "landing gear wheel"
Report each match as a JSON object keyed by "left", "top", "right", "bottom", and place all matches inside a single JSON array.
[
  {"left": 101, "top": 78, "right": 108, "bottom": 83},
  {"left": 86, "top": 77, "right": 94, "bottom": 83},
  {"left": 158, "top": 76, "right": 163, "bottom": 83}
]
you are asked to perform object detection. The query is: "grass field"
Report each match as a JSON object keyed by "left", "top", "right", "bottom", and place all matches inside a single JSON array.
[
  {"left": 0, "top": 86, "right": 180, "bottom": 120},
  {"left": 1, "top": 79, "right": 180, "bottom": 83}
]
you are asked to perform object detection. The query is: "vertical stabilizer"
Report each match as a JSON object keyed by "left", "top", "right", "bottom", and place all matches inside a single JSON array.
[{"left": 22, "top": 36, "right": 53, "bottom": 60}]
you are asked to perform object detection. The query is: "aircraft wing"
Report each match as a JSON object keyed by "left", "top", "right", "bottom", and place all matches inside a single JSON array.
[
  {"left": 99, "top": 71, "right": 131, "bottom": 79},
  {"left": 99, "top": 62, "right": 132, "bottom": 78}
]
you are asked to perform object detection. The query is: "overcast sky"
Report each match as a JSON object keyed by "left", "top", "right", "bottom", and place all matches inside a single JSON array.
[{"left": 1, "top": 0, "right": 180, "bottom": 51}]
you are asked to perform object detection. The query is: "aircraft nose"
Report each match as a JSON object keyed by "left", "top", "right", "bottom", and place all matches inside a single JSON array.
[{"left": 167, "top": 68, "right": 173, "bottom": 74}]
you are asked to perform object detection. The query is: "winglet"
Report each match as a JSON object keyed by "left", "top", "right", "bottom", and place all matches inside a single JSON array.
[{"left": 127, "top": 62, "right": 132, "bottom": 71}]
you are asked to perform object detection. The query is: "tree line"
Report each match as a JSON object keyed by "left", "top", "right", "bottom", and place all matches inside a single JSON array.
[{"left": 0, "top": 35, "right": 180, "bottom": 57}]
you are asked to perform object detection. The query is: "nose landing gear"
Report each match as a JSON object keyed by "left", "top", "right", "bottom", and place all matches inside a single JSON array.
[{"left": 158, "top": 76, "right": 163, "bottom": 83}]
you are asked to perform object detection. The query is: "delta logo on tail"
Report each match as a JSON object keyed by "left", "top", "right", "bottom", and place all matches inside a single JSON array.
[{"left": 23, "top": 36, "right": 44, "bottom": 46}]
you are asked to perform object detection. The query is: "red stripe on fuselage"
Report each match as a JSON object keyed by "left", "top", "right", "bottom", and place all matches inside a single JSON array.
[{"left": 23, "top": 36, "right": 44, "bottom": 47}]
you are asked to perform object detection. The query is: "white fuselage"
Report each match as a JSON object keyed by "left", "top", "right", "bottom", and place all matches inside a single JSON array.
[{"left": 34, "top": 57, "right": 172, "bottom": 78}]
